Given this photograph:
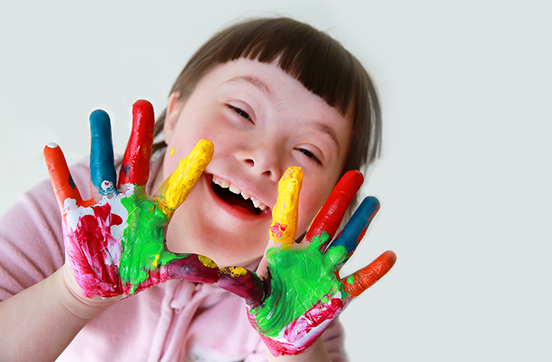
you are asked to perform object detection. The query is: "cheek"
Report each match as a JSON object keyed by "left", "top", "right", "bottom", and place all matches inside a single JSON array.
[
  {"left": 296, "top": 187, "right": 330, "bottom": 234},
  {"left": 296, "top": 172, "right": 342, "bottom": 234},
  {"left": 163, "top": 124, "right": 213, "bottom": 176}
]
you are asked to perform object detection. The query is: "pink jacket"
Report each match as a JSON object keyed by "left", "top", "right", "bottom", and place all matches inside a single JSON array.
[{"left": 0, "top": 158, "right": 348, "bottom": 361}]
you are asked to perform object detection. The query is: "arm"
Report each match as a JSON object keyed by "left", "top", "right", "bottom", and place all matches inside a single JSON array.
[
  {"left": 0, "top": 100, "right": 216, "bottom": 361},
  {"left": 0, "top": 266, "right": 117, "bottom": 362}
]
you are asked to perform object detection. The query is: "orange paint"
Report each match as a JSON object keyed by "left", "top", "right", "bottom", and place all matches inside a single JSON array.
[
  {"left": 342, "top": 250, "right": 397, "bottom": 298},
  {"left": 44, "top": 143, "right": 83, "bottom": 212}
]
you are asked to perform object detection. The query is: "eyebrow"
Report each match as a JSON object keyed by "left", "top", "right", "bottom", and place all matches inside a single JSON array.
[
  {"left": 225, "top": 75, "right": 274, "bottom": 97},
  {"left": 225, "top": 75, "right": 342, "bottom": 155},
  {"left": 309, "top": 121, "right": 342, "bottom": 156}
]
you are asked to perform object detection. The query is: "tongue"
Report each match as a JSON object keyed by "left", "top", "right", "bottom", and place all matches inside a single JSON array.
[{"left": 213, "top": 184, "right": 260, "bottom": 215}]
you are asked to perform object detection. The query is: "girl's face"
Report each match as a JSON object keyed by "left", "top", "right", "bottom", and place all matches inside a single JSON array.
[{"left": 156, "top": 58, "right": 352, "bottom": 267}]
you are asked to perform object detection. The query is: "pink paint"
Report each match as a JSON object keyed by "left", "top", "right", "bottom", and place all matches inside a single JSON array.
[
  {"left": 270, "top": 222, "right": 287, "bottom": 240},
  {"left": 64, "top": 202, "right": 124, "bottom": 297}
]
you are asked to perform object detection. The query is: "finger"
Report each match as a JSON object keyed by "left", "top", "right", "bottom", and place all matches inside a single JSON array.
[
  {"left": 217, "top": 266, "right": 265, "bottom": 308},
  {"left": 329, "top": 196, "right": 380, "bottom": 264},
  {"left": 155, "top": 139, "right": 214, "bottom": 220},
  {"left": 269, "top": 166, "right": 303, "bottom": 249},
  {"left": 305, "top": 170, "right": 364, "bottom": 250},
  {"left": 119, "top": 100, "right": 155, "bottom": 187},
  {"left": 89, "top": 109, "right": 117, "bottom": 196},
  {"left": 342, "top": 250, "right": 396, "bottom": 299},
  {"left": 44, "top": 143, "right": 83, "bottom": 211}
]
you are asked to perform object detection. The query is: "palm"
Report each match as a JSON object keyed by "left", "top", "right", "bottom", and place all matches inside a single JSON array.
[
  {"left": 44, "top": 100, "right": 219, "bottom": 298},
  {"left": 218, "top": 167, "right": 396, "bottom": 356}
]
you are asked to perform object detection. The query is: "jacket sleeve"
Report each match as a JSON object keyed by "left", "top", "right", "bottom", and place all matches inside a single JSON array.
[{"left": 0, "top": 161, "right": 90, "bottom": 301}]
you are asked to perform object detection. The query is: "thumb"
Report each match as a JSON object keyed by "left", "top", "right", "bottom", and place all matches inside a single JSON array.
[
  {"left": 160, "top": 253, "right": 220, "bottom": 284},
  {"left": 217, "top": 266, "right": 265, "bottom": 308}
]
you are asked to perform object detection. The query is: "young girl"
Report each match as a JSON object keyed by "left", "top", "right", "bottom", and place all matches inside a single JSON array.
[{"left": 0, "top": 17, "right": 395, "bottom": 361}]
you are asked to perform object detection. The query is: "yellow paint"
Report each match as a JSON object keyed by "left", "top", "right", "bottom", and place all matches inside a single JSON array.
[
  {"left": 227, "top": 266, "right": 248, "bottom": 277},
  {"left": 270, "top": 166, "right": 303, "bottom": 249},
  {"left": 156, "top": 139, "right": 214, "bottom": 219},
  {"left": 170, "top": 147, "right": 175, "bottom": 157},
  {"left": 198, "top": 255, "right": 218, "bottom": 269},
  {"left": 151, "top": 254, "right": 160, "bottom": 268}
]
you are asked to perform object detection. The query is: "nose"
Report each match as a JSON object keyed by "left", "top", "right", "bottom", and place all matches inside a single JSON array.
[{"left": 237, "top": 143, "right": 284, "bottom": 183}]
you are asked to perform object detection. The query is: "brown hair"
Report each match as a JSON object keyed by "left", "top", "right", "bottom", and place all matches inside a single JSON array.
[{"left": 153, "top": 17, "right": 381, "bottom": 179}]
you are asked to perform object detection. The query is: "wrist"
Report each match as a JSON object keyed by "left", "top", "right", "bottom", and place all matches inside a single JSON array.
[
  {"left": 54, "top": 265, "right": 120, "bottom": 321},
  {"left": 266, "top": 339, "right": 331, "bottom": 362}
]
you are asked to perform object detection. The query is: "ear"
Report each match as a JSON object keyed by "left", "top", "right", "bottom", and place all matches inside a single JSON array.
[{"left": 163, "top": 91, "right": 183, "bottom": 144}]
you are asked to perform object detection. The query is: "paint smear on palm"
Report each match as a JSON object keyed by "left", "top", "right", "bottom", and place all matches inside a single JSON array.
[
  {"left": 251, "top": 233, "right": 350, "bottom": 338},
  {"left": 269, "top": 167, "right": 302, "bottom": 249},
  {"left": 119, "top": 139, "right": 214, "bottom": 294},
  {"left": 253, "top": 166, "right": 350, "bottom": 338}
]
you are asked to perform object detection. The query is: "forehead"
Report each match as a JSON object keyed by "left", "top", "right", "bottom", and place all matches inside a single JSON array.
[
  {"left": 196, "top": 58, "right": 352, "bottom": 162},
  {"left": 202, "top": 59, "right": 349, "bottom": 119}
]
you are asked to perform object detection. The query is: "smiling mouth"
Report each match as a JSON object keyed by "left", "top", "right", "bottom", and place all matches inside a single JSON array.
[{"left": 211, "top": 176, "right": 269, "bottom": 215}]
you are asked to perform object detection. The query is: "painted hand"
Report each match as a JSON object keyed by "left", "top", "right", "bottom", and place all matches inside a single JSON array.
[
  {"left": 217, "top": 167, "right": 396, "bottom": 356},
  {"left": 44, "top": 100, "right": 219, "bottom": 298}
]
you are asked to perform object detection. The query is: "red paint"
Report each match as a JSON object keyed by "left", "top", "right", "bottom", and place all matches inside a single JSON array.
[
  {"left": 217, "top": 267, "right": 265, "bottom": 307},
  {"left": 248, "top": 297, "right": 344, "bottom": 356},
  {"left": 306, "top": 170, "right": 363, "bottom": 250},
  {"left": 119, "top": 100, "right": 155, "bottom": 186},
  {"left": 67, "top": 203, "right": 123, "bottom": 297},
  {"left": 284, "top": 298, "right": 343, "bottom": 343},
  {"left": 270, "top": 222, "right": 287, "bottom": 239}
]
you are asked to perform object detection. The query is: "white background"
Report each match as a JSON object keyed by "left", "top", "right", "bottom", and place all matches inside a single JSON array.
[{"left": 1, "top": 1, "right": 551, "bottom": 361}]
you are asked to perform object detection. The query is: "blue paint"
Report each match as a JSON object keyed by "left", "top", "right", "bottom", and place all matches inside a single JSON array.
[
  {"left": 68, "top": 175, "right": 76, "bottom": 189},
  {"left": 89, "top": 109, "right": 117, "bottom": 195},
  {"left": 122, "top": 164, "right": 131, "bottom": 177},
  {"left": 330, "top": 196, "right": 380, "bottom": 256}
]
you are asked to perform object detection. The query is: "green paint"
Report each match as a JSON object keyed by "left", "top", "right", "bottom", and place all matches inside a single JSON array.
[
  {"left": 347, "top": 275, "right": 355, "bottom": 285},
  {"left": 251, "top": 231, "right": 350, "bottom": 337},
  {"left": 119, "top": 186, "right": 188, "bottom": 294}
]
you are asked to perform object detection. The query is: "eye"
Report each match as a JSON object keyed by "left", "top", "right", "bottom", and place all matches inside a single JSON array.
[
  {"left": 296, "top": 148, "right": 322, "bottom": 166},
  {"left": 228, "top": 105, "right": 251, "bottom": 121}
]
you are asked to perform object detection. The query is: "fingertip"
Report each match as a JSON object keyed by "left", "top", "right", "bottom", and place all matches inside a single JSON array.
[
  {"left": 198, "top": 138, "right": 214, "bottom": 151},
  {"left": 43, "top": 143, "right": 61, "bottom": 163},
  {"left": 90, "top": 109, "right": 111, "bottom": 125},
  {"left": 43, "top": 142, "right": 64, "bottom": 167},
  {"left": 132, "top": 99, "right": 155, "bottom": 125},
  {"left": 360, "top": 196, "right": 381, "bottom": 215},
  {"left": 382, "top": 250, "right": 397, "bottom": 267},
  {"left": 133, "top": 99, "right": 153, "bottom": 109},
  {"left": 342, "top": 170, "right": 364, "bottom": 189}
]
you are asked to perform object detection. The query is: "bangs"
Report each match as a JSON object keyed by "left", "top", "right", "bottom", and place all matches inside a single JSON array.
[
  {"left": 212, "top": 18, "right": 356, "bottom": 116},
  {"left": 163, "top": 17, "right": 381, "bottom": 174}
]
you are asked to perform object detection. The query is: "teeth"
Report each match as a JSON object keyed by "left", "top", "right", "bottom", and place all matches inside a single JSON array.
[
  {"left": 212, "top": 176, "right": 268, "bottom": 211},
  {"left": 251, "top": 198, "right": 261, "bottom": 209}
]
